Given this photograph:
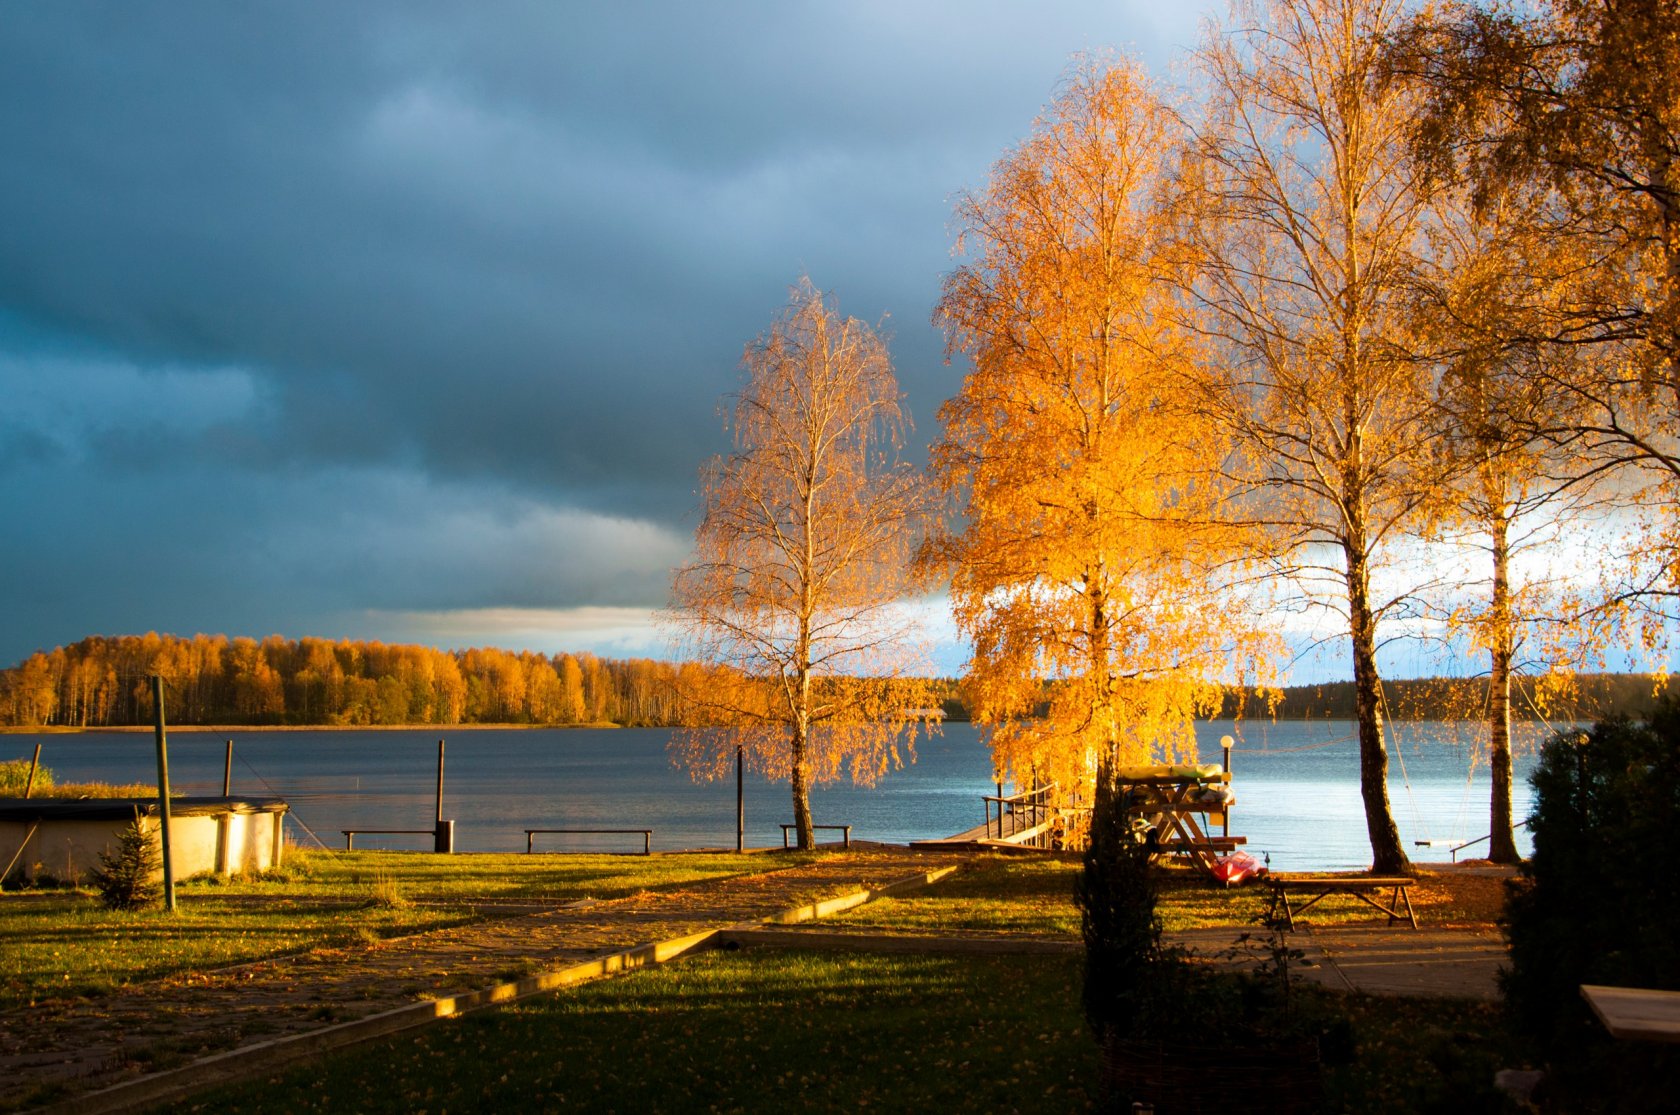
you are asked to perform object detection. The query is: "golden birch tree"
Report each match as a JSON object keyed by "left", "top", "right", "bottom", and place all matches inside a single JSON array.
[
  {"left": 1187, "top": 0, "right": 1437, "bottom": 873},
  {"left": 1410, "top": 196, "right": 1607, "bottom": 863},
  {"left": 668, "top": 279, "right": 934, "bottom": 849},
  {"left": 1396, "top": 0, "right": 1680, "bottom": 638},
  {"left": 931, "top": 59, "right": 1270, "bottom": 809}
]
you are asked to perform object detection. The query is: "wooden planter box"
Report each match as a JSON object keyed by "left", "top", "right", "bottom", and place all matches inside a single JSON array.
[{"left": 1100, "top": 1034, "right": 1322, "bottom": 1114}]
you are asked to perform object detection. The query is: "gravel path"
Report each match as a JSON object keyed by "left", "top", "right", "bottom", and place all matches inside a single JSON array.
[{"left": 0, "top": 848, "right": 965, "bottom": 1112}]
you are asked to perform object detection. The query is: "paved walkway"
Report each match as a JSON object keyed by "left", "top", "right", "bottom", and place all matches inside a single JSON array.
[{"left": 0, "top": 848, "right": 965, "bottom": 1112}]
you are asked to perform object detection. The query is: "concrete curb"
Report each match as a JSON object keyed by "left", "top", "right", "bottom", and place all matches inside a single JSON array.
[
  {"left": 44, "top": 865, "right": 962, "bottom": 1115},
  {"left": 719, "top": 927, "right": 1080, "bottom": 955}
]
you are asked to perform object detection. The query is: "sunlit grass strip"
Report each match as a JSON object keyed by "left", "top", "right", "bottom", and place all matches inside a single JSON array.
[
  {"left": 0, "top": 849, "right": 791, "bottom": 1009},
  {"left": 62, "top": 927, "right": 732, "bottom": 1115},
  {"left": 59, "top": 867, "right": 961, "bottom": 1114},
  {"left": 165, "top": 950, "right": 1100, "bottom": 1115},
  {"left": 823, "top": 855, "right": 1507, "bottom": 938}
]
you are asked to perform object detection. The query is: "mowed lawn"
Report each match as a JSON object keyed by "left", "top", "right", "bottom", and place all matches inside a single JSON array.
[
  {"left": 9, "top": 849, "right": 1520, "bottom": 1112},
  {"left": 174, "top": 949, "right": 1101, "bottom": 1115},
  {"left": 0, "top": 848, "right": 794, "bottom": 1009},
  {"left": 167, "top": 945, "right": 1508, "bottom": 1115}
]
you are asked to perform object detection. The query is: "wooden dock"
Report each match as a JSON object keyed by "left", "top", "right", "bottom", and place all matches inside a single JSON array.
[{"left": 911, "top": 784, "right": 1073, "bottom": 852}]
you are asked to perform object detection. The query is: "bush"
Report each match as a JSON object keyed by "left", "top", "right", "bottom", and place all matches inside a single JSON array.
[
  {"left": 88, "top": 816, "right": 163, "bottom": 910},
  {"left": 1502, "top": 699, "right": 1680, "bottom": 1106},
  {"left": 0, "top": 757, "right": 52, "bottom": 795},
  {"left": 1078, "top": 761, "right": 1171, "bottom": 1040}
]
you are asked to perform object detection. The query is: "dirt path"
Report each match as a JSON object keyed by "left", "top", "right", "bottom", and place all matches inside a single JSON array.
[{"left": 0, "top": 848, "right": 965, "bottom": 1112}]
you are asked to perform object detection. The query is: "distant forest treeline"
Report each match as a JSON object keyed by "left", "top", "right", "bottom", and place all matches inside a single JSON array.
[
  {"left": 0, "top": 633, "right": 714, "bottom": 728},
  {"left": 1218, "top": 674, "right": 1663, "bottom": 722},
  {"left": 0, "top": 632, "right": 1661, "bottom": 728}
]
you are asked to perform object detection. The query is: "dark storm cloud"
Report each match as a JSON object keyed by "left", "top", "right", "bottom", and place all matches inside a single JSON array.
[{"left": 0, "top": 1, "right": 1207, "bottom": 663}]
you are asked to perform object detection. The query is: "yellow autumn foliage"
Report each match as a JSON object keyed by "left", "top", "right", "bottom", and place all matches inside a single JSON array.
[{"left": 930, "top": 58, "right": 1273, "bottom": 806}]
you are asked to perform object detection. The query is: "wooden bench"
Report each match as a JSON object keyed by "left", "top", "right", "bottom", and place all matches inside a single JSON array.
[
  {"left": 341, "top": 829, "right": 434, "bottom": 850},
  {"left": 1266, "top": 874, "right": 1418, "bottom": 930},
  {"left": 525, "top": 828, "right": 652, "bottom": 855},
  {"left": 780, "top": 824, "right": 852, "bottom": 849},
  {"left": 1581, "top": 984, "right": 1680, "bottom": 1043}
]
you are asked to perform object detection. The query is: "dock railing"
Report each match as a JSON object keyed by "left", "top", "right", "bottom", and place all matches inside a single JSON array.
[{"left": 983, "top": 783, "right": 1058, "bottom": 847}]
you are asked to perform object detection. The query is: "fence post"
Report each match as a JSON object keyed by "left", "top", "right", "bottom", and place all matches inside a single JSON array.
[
  {"left": 433, "top": 739, "right": 454, "bottom": 853},
  {"left": 150, "top": 676, "right": 177, "bottom": 913}
]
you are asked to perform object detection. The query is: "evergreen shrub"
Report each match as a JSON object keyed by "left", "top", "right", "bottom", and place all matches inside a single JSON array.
[
  {"left": 1502, "top": 699, "right": 1680, "bottom": 1104},
  {"left": 1077, "top": 760, "right": 1174, "bottom": 1040},
  {"left": 88, "top": 816, "right": 162, "bottom": 910}
]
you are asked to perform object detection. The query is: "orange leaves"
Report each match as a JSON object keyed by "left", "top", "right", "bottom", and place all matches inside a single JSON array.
[
  {"left": 668, "top": 280, "right": 936, "bottom": 822},
  {"left": 932, "top": 59, "right": 1269, "bottom": 802}
]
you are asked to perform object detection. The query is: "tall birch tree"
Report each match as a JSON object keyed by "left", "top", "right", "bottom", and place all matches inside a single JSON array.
[
  {"left": 668, "top": 279, "right": 934, "bottom": 850},
  {"left": 1396, "top": 0, "right": 1680, "bottom": 635},
  {"left": 932, "top": 59, "right": 1269, "bottom": 809},
  {"left": 1187, "top": 0, "right": 1435, "bottom": 873},
  {"left": 1411, "top": 197, "right": 1603, "bottom": 863}
]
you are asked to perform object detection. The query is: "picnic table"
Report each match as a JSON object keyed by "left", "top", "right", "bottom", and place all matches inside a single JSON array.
[
  {"left": 1581, "top": 984, "right": 1680, "bottom": 1043},
  {"left": 1117, "top": 764, "right": 1243, "bottom": 875},
  {"left": 1266, "top": 874, "right": 1419, "bottom": 930}
]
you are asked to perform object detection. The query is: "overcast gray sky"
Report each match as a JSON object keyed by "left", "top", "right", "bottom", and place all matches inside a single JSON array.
[{"left": 0, "top": 2, "right": 1222, "bottom": 669}]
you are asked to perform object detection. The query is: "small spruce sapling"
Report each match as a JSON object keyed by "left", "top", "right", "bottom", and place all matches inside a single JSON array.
[{"left": 89, "top": 815, "right": 162, "bottom": 911}]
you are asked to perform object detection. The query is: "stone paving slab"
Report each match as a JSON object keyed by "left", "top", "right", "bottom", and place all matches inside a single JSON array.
[{"left": 0, "top": 848, "right": 965, "bottom": 1112}]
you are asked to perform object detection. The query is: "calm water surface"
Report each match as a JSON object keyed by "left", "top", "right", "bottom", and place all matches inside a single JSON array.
[{"left": 3, "top": 720, "right": 1555, "bottom": 870}]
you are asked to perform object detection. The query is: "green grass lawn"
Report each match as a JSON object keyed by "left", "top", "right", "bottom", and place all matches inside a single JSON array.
[
  {"left": 167, "top": 947, "right": 1513, "bottom": 1115},
  {"left": 172, "top": 949, "right": 1101, "bottom": 1115},
  {"left": 4, "top": 847, "right": 1530, "bottom": 1112},
  {"left": 830, "top": 854, "right": 1083, "bottom": 936},
  {"left": 0, "top": 848, "right": 792, "bottom": 1009},
  {"left": 826, "top": 854, "right": 1373, "bottom": 937},
  {"left": 833, "top": 853, "right": 1478, "bottom": 940}
]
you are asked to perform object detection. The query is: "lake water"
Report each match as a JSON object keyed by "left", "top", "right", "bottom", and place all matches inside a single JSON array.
[{"left": 2, "top": 720, "right": 1557, "bottom": 870}]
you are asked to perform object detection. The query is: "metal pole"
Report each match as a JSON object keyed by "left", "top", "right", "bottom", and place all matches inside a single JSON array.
[
  {"left": 151, "top": 676, "right": 176, "bottom": 912},
  {"left": 1221, "top": 735, "right": 1234, "bottom": 839},
  {"left": 23, "top": 744, "right": 41, "bottom": 798},
  {"left": 735, "top": 745, "right": 745, "bottom": 853},
  {"left": 435, "top": 738, "right": 445, "bottom": 823},
  {"left": 222, "top": 739, "right": 233, "bottom": 797}
]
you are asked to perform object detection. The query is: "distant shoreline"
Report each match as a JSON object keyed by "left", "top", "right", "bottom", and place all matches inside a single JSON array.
[
  {"left": 0, "top": 714, "right": 1584, "bottom": 736},
  {"left": 0, "top": 722, "right": 625, "bottom": 735}
]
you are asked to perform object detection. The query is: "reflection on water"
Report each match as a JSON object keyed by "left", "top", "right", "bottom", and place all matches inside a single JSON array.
[{"left": 2, "top": 719, "right": 1561, "bottom": 870}]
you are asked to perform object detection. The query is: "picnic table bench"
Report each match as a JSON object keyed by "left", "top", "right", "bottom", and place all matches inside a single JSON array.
[
  {"left": 780, "top": 824, "right": 852, "bottom": 849},
  {"left": 1266, "top": 874, "right": 1419, "bottom": 930},
  {"left": 341, "top": 829, "right": 434, "bottom": 850},
  {"left": 525, "top": 828, "right": 652, "bottom": 855},
  {"left": 1118, "top": 769, "right": 1240, "bottom": 875}
]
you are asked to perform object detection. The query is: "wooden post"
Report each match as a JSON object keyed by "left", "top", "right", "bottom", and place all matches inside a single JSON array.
[
  {"left": 150, "top": 676, "right": 177, "bottom": 913},
  {"left": 223, "top": 739, "right": 233, "bottom": 797},
  {"left": 735, "top": 744, "right": 745, "bottom": 853},
  {"left": 22, "top": 744, "right": 41, "bottom": 799}
]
